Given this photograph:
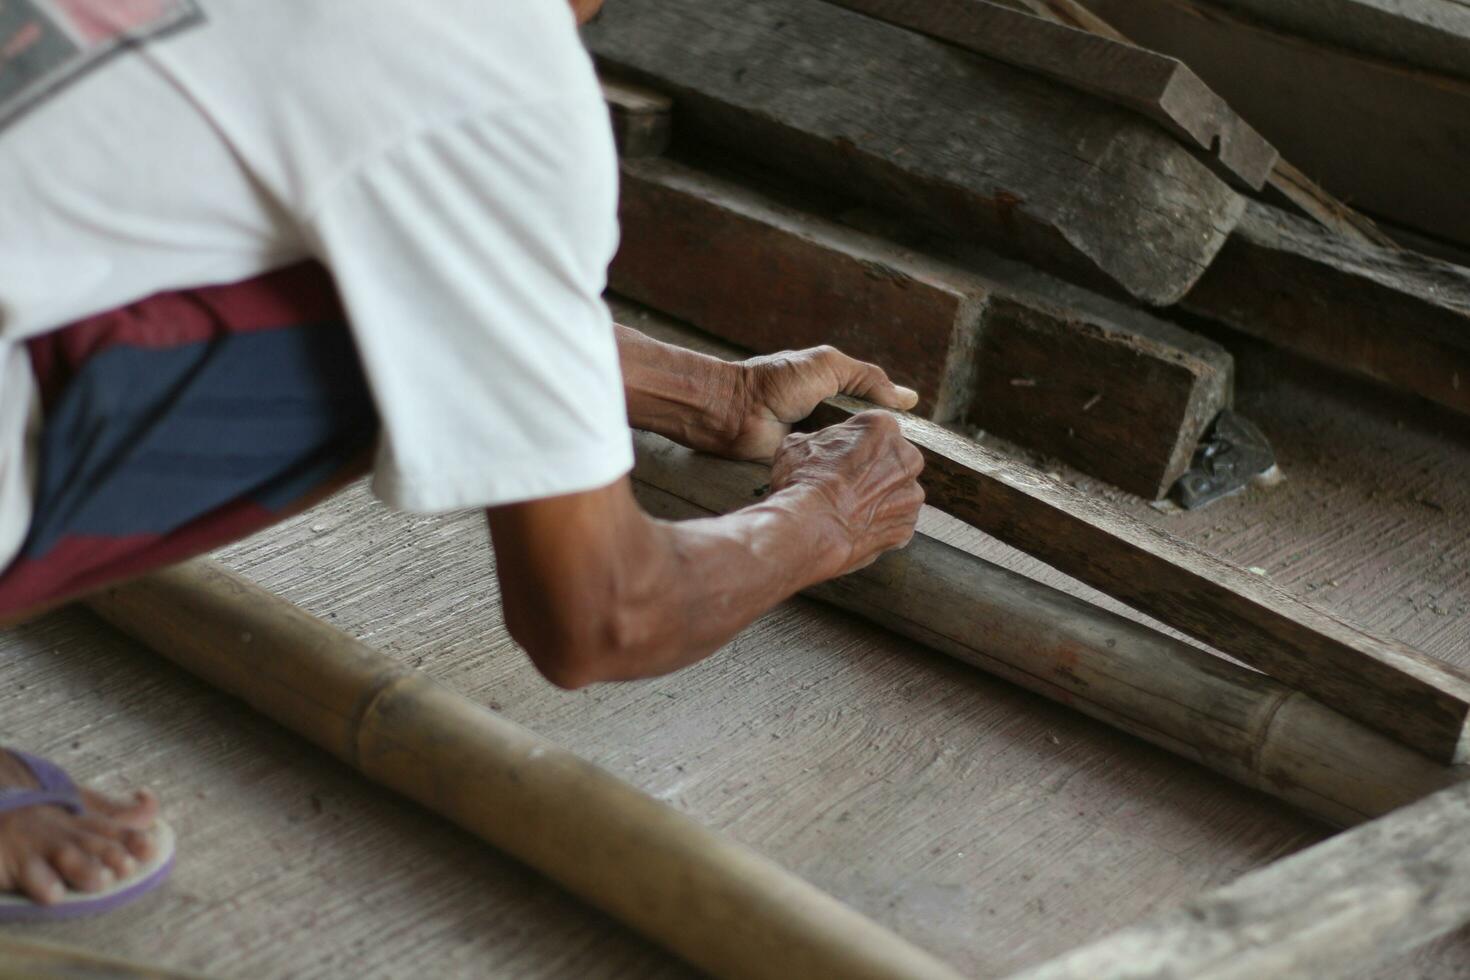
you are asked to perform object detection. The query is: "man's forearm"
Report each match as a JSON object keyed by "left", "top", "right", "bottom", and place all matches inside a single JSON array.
[
  {"left": 489, "top": 477, "right": 848, "bottom": 687},
  {"left": 616, "top": 324, "right": 744, "bottom": 455}
]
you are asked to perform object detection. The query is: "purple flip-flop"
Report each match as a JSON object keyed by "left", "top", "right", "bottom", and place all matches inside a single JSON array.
[{"left": 0, "top": 750, "right": 175, "bottom": 922}]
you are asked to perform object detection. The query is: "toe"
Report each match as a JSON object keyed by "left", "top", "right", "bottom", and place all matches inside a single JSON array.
[
  {"left": 81, "top": 787, "right": 159, "bottom": 830},
  {"left": 51, "top": 842, "right": 113, "bottom": 893},
  {"left": 18, "top": 855, "right": 65, "bottom": 906},
  {"left": 79, "top": 832, "right": 136, "bottom": 880}
]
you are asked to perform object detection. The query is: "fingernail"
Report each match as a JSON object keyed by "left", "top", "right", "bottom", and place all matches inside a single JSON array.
[{"left": 896, "top": 386, "right": 919, "bottom": 405}]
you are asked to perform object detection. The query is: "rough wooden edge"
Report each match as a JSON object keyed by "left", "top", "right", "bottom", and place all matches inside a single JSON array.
[
  {"left": 85, "top": 563, "right": 965, "bottom": 980},
  {"left": 600, "top": 75, "right": 672, "bottom": 159},
  {"left": 1007, "top": 779, "right": 1470, "bottom": 979}
]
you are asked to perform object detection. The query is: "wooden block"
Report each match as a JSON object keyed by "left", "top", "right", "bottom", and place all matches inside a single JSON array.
[
  {"left": 1011, "top": 779, "right": 1470, "bottom": 979},
  {"left": 966, "top": 261, "right": 1231, "bottom": 498},
  {"left": 600, "top": 76, "right": 672, "bottom": 159},
  {"left": 1210, "top": 0, "right": 1470, "bottom": 81},
  {"left": 613, "top": 158, "right": 1233, "bottom": 495},
  {"left": 1088, "top": 0, "right": 1470, "bottom": 246},
  {"left": 1184, "top": 201, "right": 1470, "bottom": 418},
  {"left": 613, "top": 158, "right": 987, "bottom": 421},
  {"left": 584, "top": 0, "right": 1244, "bottom": 306},
  {"left": 818, "top": 0, "right": 1278, "bottom": 190},
  {"left": 808, "top": 396, "right": 1470, "bottom": 764}
]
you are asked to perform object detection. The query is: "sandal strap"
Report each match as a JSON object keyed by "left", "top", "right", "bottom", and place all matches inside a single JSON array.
[{"left": 0, "top": 751, "right": 82, "bottom": 815}]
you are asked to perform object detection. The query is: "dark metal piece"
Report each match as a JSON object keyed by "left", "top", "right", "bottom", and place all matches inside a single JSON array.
[{"left": 1173, "top": 410, "right": 1276, "bottom": 510}]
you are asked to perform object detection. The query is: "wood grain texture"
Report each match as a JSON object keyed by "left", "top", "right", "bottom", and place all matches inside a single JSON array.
[
  {"left": 1087, "top": 0, "right": 1470, "bottom": 246},
  {"left": 632, "top": 433, "right": 1466, "bottom": 828},
  {"left": 613, "top": 158, "right": 1231, "bottom": 496},
  {"left": 809, "top": 396, "right": 1470, "bottom": 763},
  {"left": 601, "top": 76, "right": 672, "bottom": 159},
  {"left": 1185, "top": 201, "right": 1470, "bottom": 418},
  {"left": 583, "top": 0, "right": 1244, "bottom": 305},
  {"left": 1210, "top": 0, "right": 1470, "bottom": 81},
  {"left": 817, "top": 0, "right": 1277, "bottom": 189},
  {"left": 1011, "top": 780, "right": 1470, "bottom": 979},
  {"left": 85, "top": 562, "right": 965, "bottom": 980}
]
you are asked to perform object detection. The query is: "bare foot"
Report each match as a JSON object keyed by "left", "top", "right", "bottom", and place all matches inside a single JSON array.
[{"left": 0, "top": 749, "right": 159, "bottom": 905}]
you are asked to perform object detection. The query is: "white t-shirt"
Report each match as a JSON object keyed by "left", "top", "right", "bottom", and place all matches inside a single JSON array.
[{"left": 0, "top": 0, "right": 632, "bottom": 570}]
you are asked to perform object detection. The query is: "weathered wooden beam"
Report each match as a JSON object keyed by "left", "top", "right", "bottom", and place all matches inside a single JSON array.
[
  {"left": 631, "top": 433, "right": 1466, "bottom": 828},
  {"left": 614, "top": 158, "right": 987, "bottom": 422},
  {"left": 613, "top": 159, "right": 1232, "bottom": 497},
  {"left": 818, "top": 0, "right": 1277, "bottom": 190},
  {"left": 86, "top": 562, "right": 964, "bottom": 980},
  {"left": 989, "top": 0, "right": 1398, "bottom": 247},
  {"left": 1184, "top": 201, "right": 1470, "bottom": 417},
  {"left": 806, "top": 395, "right": 1470, "bottom": 764},
  {"left": 600, "top": 75, "right": 671, "bottom": 159},
  {"left": 1088, "top": 0, "right": 1470, "bottom": 246},
  {"left": 1009, "top": 779, "right": 1470, "bottom": 979},
  {"left": 584, "top": 0, "right": 1245, "bottom": 306},
  {"left": 1210, "top": 0, "right": 1470, "bottom": 82}
]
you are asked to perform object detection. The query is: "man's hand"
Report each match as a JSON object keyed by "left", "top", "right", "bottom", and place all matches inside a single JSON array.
[
  {"left": 725, "top": 347, "right": 919, "bottom": 462},
  {"left": 769, "top": 410, "right": 925, "bottom": 577}
]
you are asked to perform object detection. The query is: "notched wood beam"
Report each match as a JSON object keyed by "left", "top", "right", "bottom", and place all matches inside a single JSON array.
[{"left": 600, "top": 75, "right": 672, "bottom": 159}]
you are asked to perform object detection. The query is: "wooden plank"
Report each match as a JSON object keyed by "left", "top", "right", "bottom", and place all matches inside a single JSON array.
[
  {"left": 806, "top": 395, "right": 1470, "bottom": 764},
  {"left": 1184, "top": 200, "right": 1470, "bottom": 418},
  {"left": 1010, "top": 779, "right": 1470, "bottom": 979},
  {"left": 1211, "top": 0, "right": 1470, "bottom": 81},
  {"left": 613, "top": 158, "right": 987, "bottom": 422},
  {"left": 632, "top": 433, "right": 1467, "bottom": 828},
  {"left": 600, "top": 75, "right": 671, "bottom": 159},
  {"left": 583, "top": 0, "right": 1244, "bottom": 306},
  {"left": 85, "top": 562, "right": 966, "bottom": 980},
  {"left": 818, "top": 0, "right": 1277, "bottom": 190},
  {"left": 1088, "top": 0, "right": 1470, "bottom": 246},
  {"left": 613, "top": 158, "right": 1233, "bottom": 497}
]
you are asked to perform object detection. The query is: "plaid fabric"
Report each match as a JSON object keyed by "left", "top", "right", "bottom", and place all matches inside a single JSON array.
[{"left": 0, "top": 262, "right": 376, "bottom": 616}]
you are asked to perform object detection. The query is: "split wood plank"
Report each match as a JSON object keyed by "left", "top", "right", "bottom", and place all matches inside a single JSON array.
[
  {"left": 1009, "top": 778, "right": 1470, "bottom": 979},
  {"left": 817, "top": 0, "right": 1278, "bottom": 190},
  {"left": 1211, "top": 0, "right": 1470, "bottom": 82},
  {"left": 631, "top": 432, "right": 1466, "bottom": 828},
  {"left": 614, "top": 158, "right": 1232, "bottom": 496},
  {"left": 1185, "top": 201, "right": 1470, "bottom": 418},
  {"left": 806, "top": 395, "right": 1470, "bottom": 764},
  {"left": 583, "top": 0, "right": 1244, "bottom": 306},
  {"left": 1088, "top": 0, "right": 1470, "bottom": 246},
  {"left": 85, "top": 562, "right": 965, "bottom": 980},
  {"left": 600, "top": 76, "right": 671, "bottom": 159}
]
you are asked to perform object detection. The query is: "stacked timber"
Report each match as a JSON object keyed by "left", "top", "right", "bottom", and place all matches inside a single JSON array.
[{"left": 591, "top": 0, "right": 1470, "bottom": 503}]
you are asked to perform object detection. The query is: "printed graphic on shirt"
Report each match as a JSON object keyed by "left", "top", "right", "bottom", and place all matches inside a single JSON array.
[{"left": 0, "top": 0, "right": 202, "bottom": 132}]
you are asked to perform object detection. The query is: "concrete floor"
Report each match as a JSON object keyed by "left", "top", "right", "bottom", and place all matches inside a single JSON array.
[{"left": 1, "top": 319, "right": 1468, "bottom": 977}]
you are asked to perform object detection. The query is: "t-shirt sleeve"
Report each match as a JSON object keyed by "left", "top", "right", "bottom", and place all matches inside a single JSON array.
[{"left": 302, "top": 95, "right": 631, "bottom": 513}]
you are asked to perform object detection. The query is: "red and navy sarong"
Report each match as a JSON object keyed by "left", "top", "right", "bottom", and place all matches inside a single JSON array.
[{"left": 0, "top": 262, "right": 376, "bottom": 618}]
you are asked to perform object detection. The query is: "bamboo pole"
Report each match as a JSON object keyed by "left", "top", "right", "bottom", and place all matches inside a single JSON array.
[
  {"left": 630, "top": 432, "right": 1467, "bottom": 827},
  {"left": 1007, "top": 779, "right": 1470, "bottom": 979},
  {"left": 0, "top": 935, "right": 203, "bottom": 979},
  {"left": 83, "top": 562, "right": 964, "bottom": 980}
]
